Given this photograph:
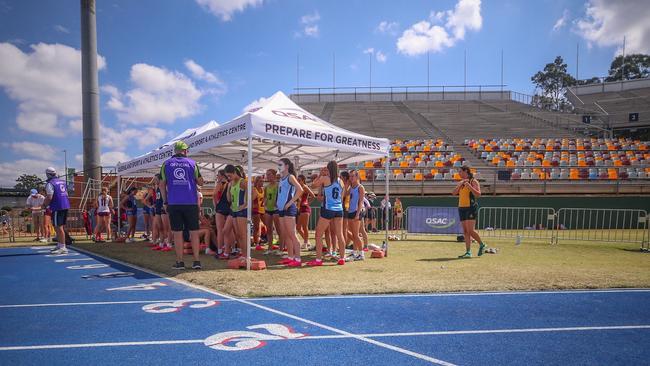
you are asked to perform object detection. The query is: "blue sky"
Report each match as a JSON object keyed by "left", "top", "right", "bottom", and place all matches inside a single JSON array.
[{"left": 0, "top": 0, "right": 648, "bottom": 186}]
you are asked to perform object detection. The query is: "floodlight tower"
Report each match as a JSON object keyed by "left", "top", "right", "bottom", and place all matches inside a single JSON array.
[{"left": 81, "top": 0, "right": 101, "bottom": 183}]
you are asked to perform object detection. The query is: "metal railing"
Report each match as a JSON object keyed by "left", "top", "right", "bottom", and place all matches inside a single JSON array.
[
  {"left": 3, "top": 209, "right": 90, "bottom": 243},
  {"left": 473, "top": 206, "right": 649, "bottom": 246},
  {"left": 554, "top": 208, "right": 649, "bottom": 246},
  {"left": 476, "top": 207, "right": 556, "bottom": 242},
  {"left": 290, "top": 85, "right": 510, "bottom": 103}
]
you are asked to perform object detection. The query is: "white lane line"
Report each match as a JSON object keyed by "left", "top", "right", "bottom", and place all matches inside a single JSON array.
[
  {"left": 70, "top": 246, "right": 456, "bottom": 366},
  {"left": 3, "top": 325, "right": 650, "bottom": 351},
  {"left": 0, "top": 299, "right": 233, "bottom": 308},
  {"left": 0, "top": 339, "right": 203, "bottom": 351},
  {"left": 247, "top": 288, "right": 650, "bottom": 301}
]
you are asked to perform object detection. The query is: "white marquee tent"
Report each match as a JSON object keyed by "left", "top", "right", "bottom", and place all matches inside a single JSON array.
[{"left": 116, "top": 91, "right": 391, "bottom": 269}]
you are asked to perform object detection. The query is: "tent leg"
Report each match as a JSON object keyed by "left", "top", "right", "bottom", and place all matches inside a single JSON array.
[
  {"left": 117, "top": 176, "right": 121, "bottom": 238},
  {"left": 384, "top": 156, "right": 389, "bottom": 254},
  {"left": 246, "top": 137, "right": 253, "bottom": 271}
]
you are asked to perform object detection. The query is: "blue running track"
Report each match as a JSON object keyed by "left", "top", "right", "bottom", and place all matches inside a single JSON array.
[{"left": 0, "top": 246, "right": 649, "bottom": 365}]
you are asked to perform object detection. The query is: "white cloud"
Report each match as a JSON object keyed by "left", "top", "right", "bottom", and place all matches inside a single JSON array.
[
  {"left": 68, "top": 119, "right": 82, "bottom": 133},
  {"left": 376, "top": 50, "right": 387, "bottom": 63},
  {"left": 0, "top": 159, "right": 60, "bottom": 186},
  {"left": 242, "top": 96, "right": 269, "bottom": 112},
  {"left": 99, "top": 124, "right": 169, "bottom": 151},
  {"left": 54, "top": 24, "right": 70, "bottom": 34},
  {"left": 105, "top": 63, "right": 203, "bottom": 125},
  {"left": 184, "top": 59, "right": 224, "bottom": 86},
  {"left": 296, "top": 11, "right": 320, "bottom": 38},
  {"left": 574, "top": 0, "right": 650, "bottom": 54},
  {"left": 397, "top": 0, "right": 482, "bottom": 56},
  {"left": 0, "top": 42, "right": 106, "bottom": 136},
  {"left": 101, "top": 151, "right": 131, "bottom": 166},
  {"left": 553, "top": 9, "right": 569, "bottom": 31},
  {"left": 10, "top": 141, "right": 57, "bottom": 158},
  {"left": 195, "top": 0, "right": 262, "bottom": 21},
  {"left": 376, "top": 21, "right": 399, "bottom": 35},
  {"left": 363, "top": 48, "right": 387, "bottom": 63}
]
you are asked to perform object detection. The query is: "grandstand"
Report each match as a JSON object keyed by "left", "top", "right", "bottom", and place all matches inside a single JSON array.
[
  {"left": 294, "top": 88, "right": 649, "bottom": 196},
  {"left": 567, "top": 77, "right": 650, "bottom": 133}
]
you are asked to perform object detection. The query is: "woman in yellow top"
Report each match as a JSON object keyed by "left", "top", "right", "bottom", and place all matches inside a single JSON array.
[{"left": 452, "top": 166, "right": 486, "bottom": 258}]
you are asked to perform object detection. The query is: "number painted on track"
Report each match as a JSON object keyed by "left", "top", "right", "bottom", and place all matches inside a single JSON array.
[
  {"left": 142, "top": 298, "right": 219, "bottom": 314},
  {"left": 55, "top": 258, "right": 94, "bottom": 263},
  {"left": 106, "top": 282, "right": 168, "bottom": 291},
  {"left": 81, "top": 272, "right": 134, "bottom": 279},
  {"left": 204, "top": 324, "right": 307, "bottom": 351},
  {"left": 45, "top": 253, "right": 80, "bottom": 257},
  {"left": 67, "top": 264, "right": 109, "bottom": 270}
]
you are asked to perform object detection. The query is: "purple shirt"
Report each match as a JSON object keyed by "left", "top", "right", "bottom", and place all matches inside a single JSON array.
[
  {"left": 162, "top": 156, "right": 200, "bottom": 205},
  {"left": 47, "top": 178, "right": 71, "bottom": 211}
]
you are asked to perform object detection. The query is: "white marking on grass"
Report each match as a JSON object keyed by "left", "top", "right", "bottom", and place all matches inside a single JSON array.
[
  {"left": 0, "top": 300, "right": 230, "bottom": 308},
  {"left": 2, "top": 324, "right": 649, "bottom": 351},
  {"left": 70, "top": 246, "right": 456, "bottom": 366}
]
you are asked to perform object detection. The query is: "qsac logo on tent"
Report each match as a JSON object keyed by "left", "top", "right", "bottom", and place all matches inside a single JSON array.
[
  {"left": 425, "top": 216, "right": 455, "bottom": 229},
  {"left": 271, "top": 108, "right": 318, "bottom": 122}
]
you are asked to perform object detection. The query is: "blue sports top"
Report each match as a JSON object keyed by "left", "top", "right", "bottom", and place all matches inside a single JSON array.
[
  {"left": 348, "top": 185, "right": 360, "bottom": 213},
  {"left": 276, "top": 175, "right": 296, "bottom": 210},
  {"left": 322, "top": 180, "right": 343, "bottom": 211}
]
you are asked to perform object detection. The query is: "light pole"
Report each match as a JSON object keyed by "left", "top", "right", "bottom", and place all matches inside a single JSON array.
[{"left": 63, "top": 149, "right": 68, "bottom": 188}]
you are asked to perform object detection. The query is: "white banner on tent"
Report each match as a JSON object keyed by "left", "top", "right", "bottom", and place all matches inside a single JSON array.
[{"left": 117, "top": 119, "right": 249, "bottom": 175}]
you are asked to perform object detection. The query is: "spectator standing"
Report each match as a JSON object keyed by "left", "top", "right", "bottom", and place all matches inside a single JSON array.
[{"left": 26, "top": 188, "right": 46, "bottom": 242}]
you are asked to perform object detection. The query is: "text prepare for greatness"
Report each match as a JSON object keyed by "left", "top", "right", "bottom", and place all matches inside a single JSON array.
[{"left": 264, "top": 123, "right": 383, "bottom": 151}]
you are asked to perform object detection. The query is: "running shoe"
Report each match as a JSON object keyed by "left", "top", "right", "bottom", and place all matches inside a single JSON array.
[
  {"left": 218, "top": 253, "right": 229, "bottom": 260},
  {"left": 254, "top": 245, "right": 264, "bottom": 251},
  {"left": 271, "top": 245, "right": 279, "bottom": 250},
  {"left": 354, "top": 254, "right": 365, "bottom": 261},
  {"left": 51, "top": 247, "right": 68, "bottom": 255},
  {"left": 161, "top": 246, "right": 173, "bottom": 252},
  {"left": 287, "top": 260, "right": 302, "bottom": 268},
  {"left": 337, "top": 258, "right": 345, "bottom": 265},
  {"left": 172, "top": 261, "right": 185, "bottom": 270},
  {"left": 126, "top": 238, "right": 135, "bottom": 243},
  {"left": 192, "top": 261, "right": 202, "bottom": 270},
  {"left": 458, "top": 252, "right": 472, "bottom": 259},
  {"left": 152, "top": 245, "right": 162, "bottom": 251},
  {"left": 39, "top": 238, "right": 49, "bottom": 243},
  {"left": 278, "top": 258, "right": 293, "bottom": 265},
  {"left": 306, "top": 259, "right": 323, "bottom": 267},
  {"left": 477, "top": 243, "right": 486, "bottom": 257},
  {"left": 49, "top": 246, "right": 60, "bottom": 252}
]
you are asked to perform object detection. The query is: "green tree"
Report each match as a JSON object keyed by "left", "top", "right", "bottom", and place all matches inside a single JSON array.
[
  {"left": 605, "top": 54, "right": 650, "bottom": 81},
  {"left": 14, "top": 174, "right": 44, "bottom": 191},
  {"left": 531, "top": 56, "right": 576, "bottom": 111}
]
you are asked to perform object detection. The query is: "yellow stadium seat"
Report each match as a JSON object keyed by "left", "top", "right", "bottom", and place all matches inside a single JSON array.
[
  {"left": 453, "top": 173, "right": 461, "bottom": 181},
  {"left": 364, "top": 161, "right": 373, "bottom": 168},
  {"left": 400, "top": 161, "right": 409, "bottom": 168},
  {"left": 359, "top": 170, "right": 367, "bottom": 181},
  {"left": 414, "top": 173, "right": 423, "bottom": 181}
]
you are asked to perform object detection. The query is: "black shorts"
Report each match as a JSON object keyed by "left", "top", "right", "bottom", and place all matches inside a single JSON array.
[
  {"left": 154, "top": 206, "right": 166, "bottom": 215},
  {"left": 278, "top": 205, "right": 297, "bottom": 218},
  {"left": 216, "top": 209, "right": 230, "bottom": 216},
  {"left": 346, "top": 211, "right": 361, "bottom": 220},
  {"left": 265, "top": 210, "right": 277, "bottom": 216},
  {"left": 232, "top": 209, "right": 248, "bottom": 218},
  {"left": 167, "top": 205, "right": 199, "bottom": 231},
  {"left": 52, "top": 209, "right": 68, "bottom": 227},
  {"left": 458, "top": 205, "right": 478, "bottom": 221},
  {"left": 320, "top": 208, "right": 343, "bottom": 220},
  {"left": 367, "top": 208, "right": 375, "bottom": 219}
]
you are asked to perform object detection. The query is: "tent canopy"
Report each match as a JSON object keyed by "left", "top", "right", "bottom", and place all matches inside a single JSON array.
[{"left": 117, "top": 91, "right": 390, "bottom": 177}]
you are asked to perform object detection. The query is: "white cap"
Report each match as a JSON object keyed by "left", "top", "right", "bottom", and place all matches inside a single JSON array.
[{"left": 45, "top": 167, "right": 57, "bottom": 176}]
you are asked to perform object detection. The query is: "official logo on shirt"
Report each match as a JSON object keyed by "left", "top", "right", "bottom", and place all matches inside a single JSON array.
[{"left": 173, "top": 168, "right": 187, "bottom": 181}]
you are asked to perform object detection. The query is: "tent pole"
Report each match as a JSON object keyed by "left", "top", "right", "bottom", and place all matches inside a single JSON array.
[
  {"left": 246, "top": 137, "right": 253, "bottom": 271},
  {"left": 384, "top": 155, "right": 389, "bottom": 255},
  {"left": 117, "top": 176, "right": 121, "bottom": 237}
]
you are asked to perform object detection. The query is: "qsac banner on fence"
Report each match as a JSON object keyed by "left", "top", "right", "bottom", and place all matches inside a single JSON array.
[{"left": 407, "top": 207, "right": 462, "bottom": 234}]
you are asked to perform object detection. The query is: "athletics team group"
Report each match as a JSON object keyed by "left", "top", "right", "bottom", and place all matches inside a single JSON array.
[{"left": 25, "top": 140, "right": 487, "bottom": 269}]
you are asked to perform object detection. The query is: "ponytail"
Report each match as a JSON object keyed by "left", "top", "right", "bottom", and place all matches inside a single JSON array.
[
  {"left": 326, "top": 160, "right": 339, "bottom": 182},
  {"left": 280, "top": 158, "right": 296, "bottom": 177}
]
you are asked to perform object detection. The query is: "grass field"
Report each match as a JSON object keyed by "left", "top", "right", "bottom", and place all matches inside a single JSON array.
[{"left": 4, "top": 232, "right": 647, "bottom": 297}]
